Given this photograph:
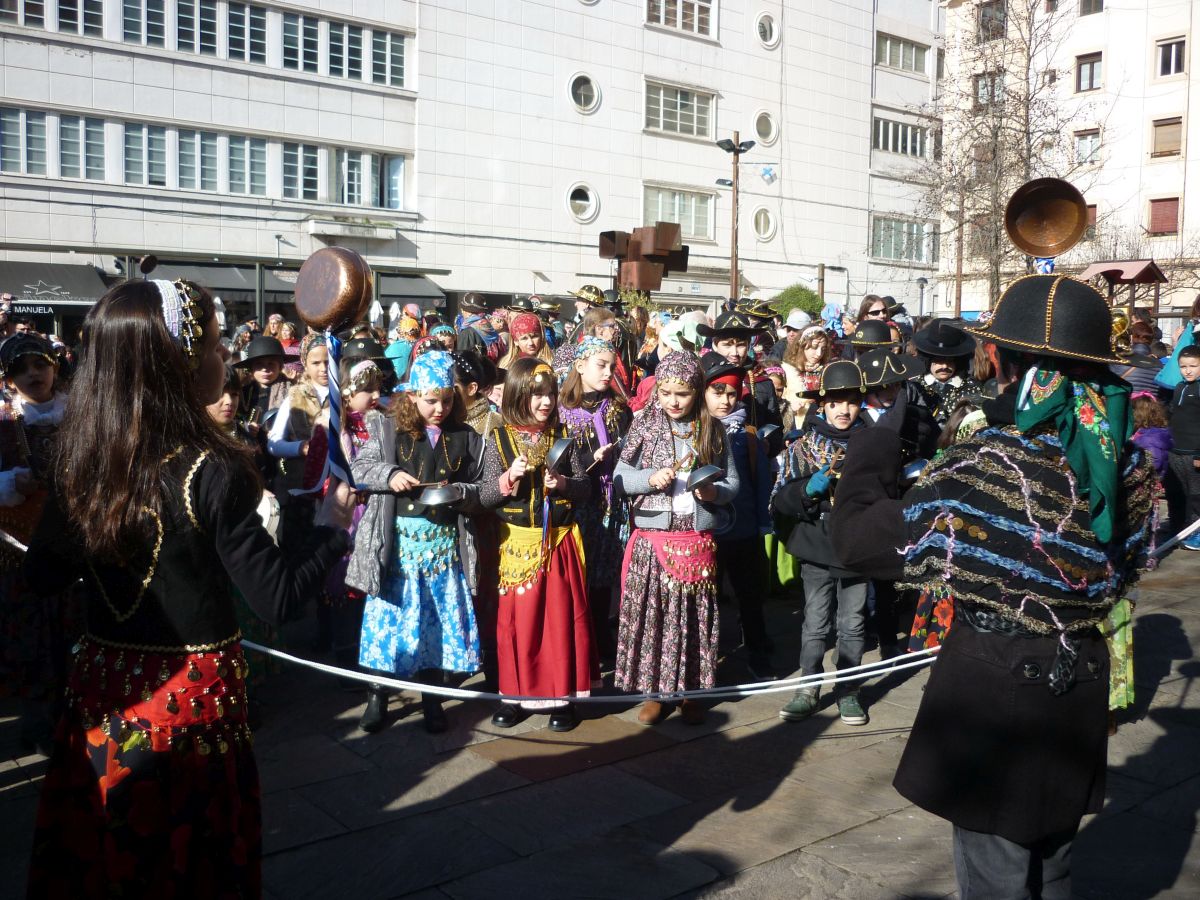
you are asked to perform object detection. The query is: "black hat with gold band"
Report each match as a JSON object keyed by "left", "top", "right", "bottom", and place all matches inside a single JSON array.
[
  {"left": 696, "top": 310, "right": 766, "bottom": 340},
  {"left": 963, "top": 274, "right": 1152, "bottom": 368},
  {"left": 857, "top": 347, "right": 917, "bottom": 388},
  {"left": 570, "top": 284, "right": 606, "bottom": 307},
  {"left": 849, "top": 319, "right": 895, "bottom": 349},
  {"left": 799, "top": 360, "right": 867, "bottom": 399}
]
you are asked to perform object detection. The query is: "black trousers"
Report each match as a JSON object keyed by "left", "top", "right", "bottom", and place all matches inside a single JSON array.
[
  {"left": 716, "top": 537, "right": 769, "bottom": 653},
  {"left": 1165, "top": 450, "right": 1200, "bottom": 534},
  {"left": 871, "top": 579, "right": 901, "bottom": 648}
]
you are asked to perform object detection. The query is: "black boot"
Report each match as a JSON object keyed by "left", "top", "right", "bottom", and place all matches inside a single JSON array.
[
  {"left": 548, "top": 703, "right": 577, "bottom": 733},
  {"left": 359, "top": 686, "right": 388, "bottom": 733},
  {"left": 491, "top": 702, "right": 524, "bottom": 728},
  {"left": 421, "top": 693, "right": 447, "bottom": 734}
]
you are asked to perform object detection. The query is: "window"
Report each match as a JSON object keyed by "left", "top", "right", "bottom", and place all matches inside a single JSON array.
[
  {"left": 873, "top": 117, "right": 928, "bottom": 157},
  {"left": 57, "top": 0, "right": 103, "bottom": 36},
  {"left": 1075, "top": 53, "right": 1102, "bottom": 92},
  {"left": 645, "top": 82, "right": 713, "bottom": 138},
  {"left": 1075, "top": 129, "right": 1100, "bottom": 163},
  {"left": 871, "top": 217, "right": 938, "bottom": 264},
  {"left": 334, "top": 150, "right": 404, "bottom": 208},
  {"left": 755, "top": 111, "right": 778, "bottom": 144},
  {"left": 978, "top": 1, "right": 1006, "bottom": 42},
  {"left": 59, "top": 115, "right": 104, "bottom": 180},
  {"left": 227, "top": 4, "right": 267, "bottom": 64},
  {"left": 646, "top": 0, "right": 713, "bottom": 38},
  {"left": 1045, "top": 0, "right": 1059, "bottom": 11},
  {"left": 567, "top": 183, "right": 598, "bottom": 222},
  {"left": 372, "top": 30, "right": 405, "bottom": 87},
  {"left": 329, "top": 22, "right": 364, "bottom": 80},
  {"left": 177, "top": 0, "right": 218, "bottom": 55},
  {"left": 876, "top": 34, "right": 929, "bottom": 75},
  {"left": 1, "top": 1, "right": 45, "bottom": 27},
  {"left": 1148, "top": 197, "right": 1179, "bottom": 235},
  {"left": 1159, "top": 38, "right": 1185, "bottom": 77},
  {"left": 974, "top": 72, "right": 1005, "bottom": 108},
  {"left": 1079, "top": 0, "right": 1102, "bottom": 15},
  {"left": 644, "top": 185, "right": 713, "bottom": 240},
  {"left": 378, "top": 155, "right": 404, "bottom": 209},
  {"left": 1084, "top": 204, "right": 1097, "bottom": 241},
  {"left": 756, "top": 12, "right": 778, "bottom": 48},
  {"left": 336, "top": 149, "right": 365, "bottom": 206},
  {"left": 570, "top": 74, "right": 598, "bottom": 112},
  {"left": 178, "top": 130, "right": 217, "bottom": 191},
  {"left": 124, "top": 1, "right": 165, "bottom": 46},
  {"left": 282, "top": 143, "right": 319, "bottom": 200},
  {"left": 282, "top": 13, "right": 319, "bottom": 73},
  {"left": 124, "top": 123, "right": 167, "bottom": 186},
  {"left": 1152, "top": 117, "right": 1182, "bottom": 157},
  {"left": 0, "top": 108, "right": 46, "bottom": 175},
  {"left": 971, "top": 143, "right": 997, "bottom": 182},
  {"left": 753, "top": 207, "right": 777, "bottom": 240},
  {"left": 228, "top": 136, "right": 266, "bottom": 196}
]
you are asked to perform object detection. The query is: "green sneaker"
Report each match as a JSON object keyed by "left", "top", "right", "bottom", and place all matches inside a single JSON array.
[
  {"left": 838, "top": 694, "right": 868, "bottom": 726},
  {"left": 779, "top": 688, "right": 819, "bottom": 722}
]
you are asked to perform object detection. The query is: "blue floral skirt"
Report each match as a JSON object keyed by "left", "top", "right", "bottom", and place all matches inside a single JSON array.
[{"left": 359, "top": 517, "right": 481, "bottom": 678}]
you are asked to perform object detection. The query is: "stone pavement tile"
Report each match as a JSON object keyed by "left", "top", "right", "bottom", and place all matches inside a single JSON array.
[
  {"left": 787, "top": 737, "right": 911, "bottom": 815},
  {"left": 262, "top": 788, "right": 348, "bottom": 855},
  {"left": 1106, "top": 706, "right": 1200, "bottom": 789},
  {"left": 1103, "top": 770, "right": 1167, "bottom": 817},
  {"left": 679, "top": 848, "right": 909, "bottom": 899},
  {"left": 297, "top": 742, "right": 528, "bottom": 831},
  {"left": 1074, "top": 809, "right": 1200, "bottom": 899},
  {"left": 628, "top": 777, "right": 879, "bottom": 876},
  {"left": 450, "top": 766, "right": 687, "bottom": 857},
  {"left": 1130, "top": 774, "right": 1200, "bottom": 834},
  {"left": 262, "top": 807, "right": 516, "bottom": 900},
  {"left": 607, "top": 690, "right": 783, "bottom": 744},
  {"left": 0, "top": 791, "right": 37, "bottom": 898},
  {"left": 803, "top": 805, "right": 956, "bottom": 898},
  {"left": 466, "top": 714, "right": 677, "bottom": 782},
  {"left": 257, "top": 731, "right": 375, "bottom": 794},
  {"left": 440, "top": 832, "right": 719, "bottom": 900},
  {"left": 425, "top": 700, "right": 547, "bottom": 754}
]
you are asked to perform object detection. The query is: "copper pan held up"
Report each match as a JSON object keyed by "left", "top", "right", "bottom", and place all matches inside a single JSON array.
[
  {"left": 294, "top": 247, "right": 374, "bottom": 332},
  {"left": 1003, "top": 178, "right": 1089, "bottom": 259}
]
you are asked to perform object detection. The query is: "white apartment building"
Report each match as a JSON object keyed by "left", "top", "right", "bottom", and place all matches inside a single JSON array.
[
  {"left": 1, "top": 0, "right": 942, "bottom": 334},
  {"left": 941, "top": 0, "right": 1200, "bottom": 320}
]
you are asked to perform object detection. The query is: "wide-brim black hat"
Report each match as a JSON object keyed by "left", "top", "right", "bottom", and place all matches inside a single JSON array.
[
  {"left": 737, "top": 300, "right": 778, "bottom": 323},
  {"left": 849, "top": 319, "right": 895, "bottom": 348},
  {"left": 964, "top": 274, "right": 1153, "bottom": 368},
  {"left": 234, "top": 335, "right": 286, "bottom": 367},
  {"left": 800, "top": 360, "right": 867, "bottom": 399},
  {"left": 914, "top": 320, "right": 975, "bottom": 358},
  {"left": 857, "top": 348, "right": 916, "bottom": 388},
  {"left": 508, "top": 296, "right": 536, "bottom": 314},
  {"left": 700, "top": 351, "right": 747, "bottom": 385},
  {"left": 696, "top": 310, "right": 765, "bottom": 340},
  {"left": 460, "top": 292, "right": 492, "bottom": 313}
]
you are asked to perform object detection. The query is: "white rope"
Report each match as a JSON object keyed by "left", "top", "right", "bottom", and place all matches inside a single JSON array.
[{"left": 239, "top": 640, "right": 939, "bottom": 704}]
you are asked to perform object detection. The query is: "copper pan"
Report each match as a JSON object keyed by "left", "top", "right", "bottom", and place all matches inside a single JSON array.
[{"left": 1004, "top": 177, "right": 1088, "bottom": 258}]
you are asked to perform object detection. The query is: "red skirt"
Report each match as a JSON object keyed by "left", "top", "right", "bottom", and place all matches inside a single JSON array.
[
  {"left": 495, "top": 523, "right": 597, "bottom": 705},
  {"left": 27, "top": 635, "right": 261, "bottom": 899}
]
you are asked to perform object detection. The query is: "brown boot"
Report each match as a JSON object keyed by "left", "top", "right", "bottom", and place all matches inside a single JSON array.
[
  {"left": 638, "top": 700, "right": 666, "bottom": 725},
  {"left": 679, "top": 699, "right": 706, "bottom": 725}
]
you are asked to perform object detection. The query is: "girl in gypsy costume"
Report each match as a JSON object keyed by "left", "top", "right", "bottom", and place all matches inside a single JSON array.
[
  {"left": 479, "top": 357, "right": 595, "bottom": 733},
  {"left": 347, "top": 352, "right": 485, "bottom": 734},
  {"left": 498, "top": 312, "right": 554, "bottom": 369},
  {"left": 613, "top": 351, "right": 739, "bottom": 726},
  {"left": 0, "top": 334, "right": 74, "bottom": 755},
  {"left": 557, "top": 336, "right": 631, "bottom": 663},
  {"left": 23, "top": 279, "right": 354, "bottom": 898}
]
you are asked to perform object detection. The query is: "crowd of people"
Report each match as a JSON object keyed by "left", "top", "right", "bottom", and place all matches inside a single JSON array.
[{"left": 1, "top": 273, "right": 1198, "bottom": 898}]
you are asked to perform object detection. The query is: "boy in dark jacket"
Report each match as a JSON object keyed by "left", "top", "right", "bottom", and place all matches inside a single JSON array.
[
  {"left": 703, "top": 355, "right": 776, "bottom": 679},
  {"left": 771, "top": 361, "right": 871, "bottom": 725},
  {"left": 1167, "top": 345, "right": 1200, "bottom": 547}
]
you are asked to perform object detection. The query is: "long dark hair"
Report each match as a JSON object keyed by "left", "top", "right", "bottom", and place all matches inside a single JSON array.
[{"left": 58, "top": 280, "right": 255, "bottom": 560}]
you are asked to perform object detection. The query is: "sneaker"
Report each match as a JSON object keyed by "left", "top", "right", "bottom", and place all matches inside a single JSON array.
[
  {"left": 779, "top": 688, "right": 819, "bottom": 722},
  {"left": 1183, "top": 532, "right": 1200, "bottom": 551},
  {"left": 838, "top": 694, "right": 869, "bottom": 726}
]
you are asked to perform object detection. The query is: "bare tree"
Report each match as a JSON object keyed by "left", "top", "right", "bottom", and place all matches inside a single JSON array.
[{"left": 918, "top": 0, "right": 1105, "bottom": 309}]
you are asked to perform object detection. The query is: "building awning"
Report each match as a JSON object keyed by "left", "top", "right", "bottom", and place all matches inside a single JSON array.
[
  {"left": 0, "top": 261, "right": 110, "bottom": 306},
  {"left": 149, "top": 263, "right": 298, "bottom": 297},
  {"left": 378, "top": 273, "right": 444, "bottom": 301}
]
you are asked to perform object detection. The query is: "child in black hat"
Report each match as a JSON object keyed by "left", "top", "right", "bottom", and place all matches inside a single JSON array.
[
  {"left": 699, "top": 312, "right": 784, "bottom": 455},
  {"left": 771, "top": 360, "right": 871, "bottom": 726}
]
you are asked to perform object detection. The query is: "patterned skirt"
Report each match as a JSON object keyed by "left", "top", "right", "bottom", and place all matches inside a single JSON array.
[
  {"left": 359, "top": 517, "right": 481, "bottom": 678},
  {"left": 616, "top": 519, "right": 719, "bottom": 693},
  {"left": 907, "top": 585, "right": 956, "bottom": 652},
  {"left": 575, "top": 497, "right": 628, "bottom": 590},
  {"left": 27, "top": 634, "right": 260, "bottom": 899}
]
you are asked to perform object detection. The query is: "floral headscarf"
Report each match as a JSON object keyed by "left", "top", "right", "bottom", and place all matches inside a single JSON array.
[
  {"left": 299, "top": 331, "right": 326, "bottom": 364},
  {"left": 620, "top": 350, "right": 701, "bottom": 470},
  {"left": 509, "top": 313, "right": 542, "bottom": 339}
]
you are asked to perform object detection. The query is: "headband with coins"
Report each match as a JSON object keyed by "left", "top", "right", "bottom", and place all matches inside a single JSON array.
[
  {"left": 531, "top": 362, "right": 555, "bottom": 388},
  {"left": 342, "top": 360, "right": 383, "bottom": 398},
  {"left": 152, "top": 279, "right": 204, "bottom": 370}
]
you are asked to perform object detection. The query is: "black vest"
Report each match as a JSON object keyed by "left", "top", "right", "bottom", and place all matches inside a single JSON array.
[
  {"left": 490, "top": 425, "right": 574, "bottom": 528},
  {"left": 394, "top": 425, "right": 475, "bottom": 525}
]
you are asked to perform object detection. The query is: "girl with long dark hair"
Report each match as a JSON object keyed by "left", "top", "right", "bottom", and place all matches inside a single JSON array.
[{"left": 23, "top": 278, "right": 354, "bottom": 898}]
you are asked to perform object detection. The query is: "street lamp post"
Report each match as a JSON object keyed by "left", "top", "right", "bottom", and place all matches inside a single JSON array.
[{"left": 716, "top": 132, "right": 756, "bottom": 300}]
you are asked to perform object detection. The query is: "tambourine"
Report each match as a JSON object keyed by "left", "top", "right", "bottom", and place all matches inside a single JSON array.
[{"left": 294, "top": 247, "right": 373, "bottom": 332}]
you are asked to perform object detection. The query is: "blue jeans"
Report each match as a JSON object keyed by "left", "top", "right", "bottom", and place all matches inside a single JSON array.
[
  {"left": 953, "top": 825, "right": 1073, "bottom": 900},
  {"left": 798, "top": 563, "right": 866, "bottom": 692}
]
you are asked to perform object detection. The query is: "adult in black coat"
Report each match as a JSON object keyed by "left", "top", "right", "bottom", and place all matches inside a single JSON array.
[{"left": 829, "top": 275, "right": 1159, "bottom": 899}]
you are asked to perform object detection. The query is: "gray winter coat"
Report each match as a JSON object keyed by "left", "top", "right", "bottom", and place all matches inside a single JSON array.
[{"left": 614, "top": 433, "right": 739, "bottom": 532}]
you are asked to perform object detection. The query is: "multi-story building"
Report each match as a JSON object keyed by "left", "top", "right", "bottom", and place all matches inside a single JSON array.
[
  {"left": 939, "top": 0, "right": 1199, "bottom": 324},
  {"left": 1, "top": 0, "right": 943, "bottom": 335}
]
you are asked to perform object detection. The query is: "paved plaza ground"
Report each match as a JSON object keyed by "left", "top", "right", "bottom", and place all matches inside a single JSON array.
[{"left": 3, "top": 551, "right": 1200, "bottom": 899}]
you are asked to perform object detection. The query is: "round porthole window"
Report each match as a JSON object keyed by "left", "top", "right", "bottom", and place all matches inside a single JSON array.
[
  {"left": 755, "top": 110, "right": 778, "bottom": 145},
  {"left": 753, "top": 207, "right": 777, "bottom": 241},
  {"left": 569, "top": 74, "right": 600, "bottom": 113},
  {"left": 567, "top": 183, "right": 599, "bottom": 223},
  {"left": 756, "top": 13, "right": 780, "bottom": 49}
]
